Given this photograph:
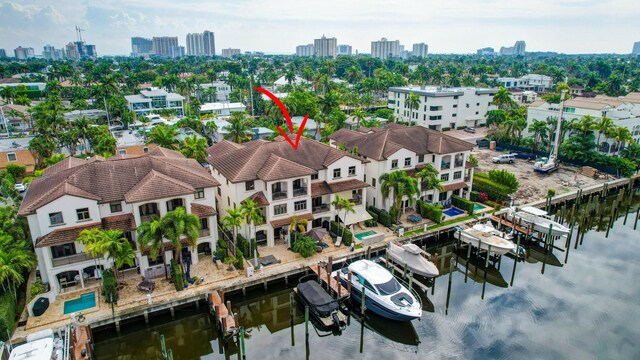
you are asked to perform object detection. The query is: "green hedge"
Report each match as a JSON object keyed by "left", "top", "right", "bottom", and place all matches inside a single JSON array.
[
  {"left": 102, "top": 269, "right": 118, "bottom": 303},
  {"left": 15, "top": 89, "right": 42, "bottom": 100},
  {"left": 470, "top": 191, "right": 479, "bottom": 202},
  {"left": 235, "top": 249, "right": 245, "bottom": 270},
  {"left": 417, "top": 200, "right": 443, "bottom": 223},
  {"left": 29, "top": 280, "right": 44, "bottom": 301},
  {"left": 451, "top": 195, "right": 474, "bottom": 215},
  {"left": 330, "top": 221, "right": 353, "bottom": 246},
  {"left": 236, "top": 234, "right": 259, "bottom": 260},
  {"left": 442, "top": 127, "right": 451, "bottom": 131},
  {"left": 171, "top": 259, "right": 184, "bottom": 292},
  {"left": 472, "top": 175, "right": 511, "bottom": 202},
  {"left": 367, "top": 206, "right": 394, "bottom": 227},
  {"left": 216, "top": 239, "right": 228, "bottom": 262},
  {"left": 484, "top": 200, "right": 502, "bottom": 210},
  {"left": 366, "top": 209, "right": 378, "bottom": 223},
  {"left": 0, "top": 292, "right": 16, "bottom": 341}
]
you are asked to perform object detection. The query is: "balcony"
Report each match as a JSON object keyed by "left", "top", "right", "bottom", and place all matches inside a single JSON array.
[
  {"left": 52, "top": 253, "right": 97, "bottom": 268},
  {"left": 272, "top": 191, "right": 288, "bottom": 201},
  {"left": 349, "top": 197, "right": 363, "bottom": 206},
  {"left": 454, "top": 160, "right": 464, "bottom": 168},
  {"left": 293, "top": 187, "right": 308, "bottom": 197},
  {"left": 464, "top": 176, "right": 471, "bottom": 182},
  {"left": 441, "top": 162, "right": 451, "bottom": 170},
  {"left": 312, "top": 204, "right": 330, "bottom": 214},
  {"left": 199, "top": 229, "right": 211, "bottom": 237}
]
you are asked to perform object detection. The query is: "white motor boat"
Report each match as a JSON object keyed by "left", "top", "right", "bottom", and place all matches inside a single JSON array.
[
  {"left": 333, "top": 259, "right": 422, "bottom": 321},
  {"left": 9, "top": 329, "right": 64, "bottom": 360},
  {"left": 387, "top": 243, "right": 439, "bottom": 278},
  {"left": 456, "top": 224, "right": 517, "bottom": 255},
  {"left": 506, "top": 206, "right": 570, "bottom": 237}
]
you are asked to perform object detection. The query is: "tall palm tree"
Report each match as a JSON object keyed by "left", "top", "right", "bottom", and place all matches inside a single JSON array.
[
  {"left": 147, "top": 124, "right": 178, "bottom": 149},
  {"left": 380, "top": 170, "right": 420, "bottom": 221},
  {"left": 180, "top": 134, "right": 208, "bottom": 162},
  {"left": 351, "top": 108, "right": 367, "bottom": 129},
  {"left": 240, "top": 199, "right": 263, "bottom": 247},
  {"left": 221, "top": 208, "right": 244, "bottom": 253},
  {"left": 406, "top": 93, "right": 421, "bottom": 125},
  {"left": 331, "top": 195, "right": 355, "bottom": 239},
  {"left": 162, "top": 207, "right": 200, "bottom": 264},
  {"left": 594, "top": 116, "right": 615, "bottom": 147},
  {"left": 492, "top": 87, "right": 516, "bottom": 110},
  {"left": 571, "top": 115, "right": 597, "bottom": 136},
  {"left": 223, "top": 113, "right": 253, "bottom": 143},
  {"left": 414, "top": 164, "right": 444, "bottom": 201},
  {"left": 288, "top": 216, "right": 309, "bottom": 245},
  {"left": 0, "top": 233, "right": 36, "bottom": 301},
  {"left": 611, "top": 126, "right": 632, "bottom": 155},
  {"left": 74, "top": 116, "right": 91, "bottom": 155},
  {"left": 137, "top": 215, "right": 169, "bottom": 279},
  {"left": 528, "top": 119, "right": 549, "bottom": 152}
]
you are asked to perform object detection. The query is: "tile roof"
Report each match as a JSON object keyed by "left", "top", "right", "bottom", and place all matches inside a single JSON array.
[
  {"left": 35, "top": 222, "right": 101, "bottom": 248},
  {"left": 270, "top": 213, "right": 314, "bottom": 228},
  {"left": 101, "top": 213, "right": 137, "bottom": 232},
  {"left": 328, "top": 124, "right": 474, "bottom": 160},
  {"left": 191, "top": 203, "right": 217, "bottom": 217},
  {"left": 19, "top": 148, "right": 219, "bottom": 216},
  {"left": 207, "top": 138, "right": 362, "bottom": 183},
  {"left": 327, "top": 179, "right": 369, "bottom": 193},
  {"left": 311, "top": 182, "right": 332, "bottom": 196},
  {"left": 442, "top": 182, "right": 468, "bottom": 192},
  {"left": 244, "top": 191, "right": 270, "bottom": 207}
]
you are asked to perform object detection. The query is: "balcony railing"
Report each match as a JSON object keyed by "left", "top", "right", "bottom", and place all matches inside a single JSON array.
[
  {"left": 293, "top": 187, "right": 308, "bottom": 197},
  {"left": 312, "top": 204, "right": 330, "bottom": 214},
  {"left": 52, "top": 253, "right": 97, "bottom": 268},
  {"left": 350, "top": 198, "right": 363, "bottom": 206},
  {"left": 199, "top": 229, "right": 211, "bottom": 237},
  {"left": 454, "top": 160, "right": 464, "bottom": 167},
  {"left": 272, "top": 191, "right": 288, "bottom": 201}
]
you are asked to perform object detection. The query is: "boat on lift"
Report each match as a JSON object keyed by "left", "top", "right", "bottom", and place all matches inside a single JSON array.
[
  {"left": 456, "top": 224, "right": 517, "bottom": 255},
  {"left": 506, "top": 206, "right": 570, "bottom": 237},
  {"left": 294, "top": 274, "right": 346, "bottom": 330},
  {"left": 387, "top": 242, "right": 439, "bottom": 278}
]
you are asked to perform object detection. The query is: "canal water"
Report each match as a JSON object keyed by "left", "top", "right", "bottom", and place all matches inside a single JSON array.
[{"left": 94, "top": 192, "right": 640, "bottom": 359}]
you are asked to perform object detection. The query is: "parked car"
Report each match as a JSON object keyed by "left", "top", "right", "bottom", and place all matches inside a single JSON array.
[
  {"left": 514, "top": 153, "right": 537, "bottom": 160},
  {"left": 476, "top": 138, "right": 490, "bottom": 148},
  {"left": 14, "top": 183, "right": 26, "bottom": 192},
  {"left": 492, "top": 154, "right": 516, "bottom": 164},
  {"left": 464, "top": 127, "right": 476, "bottom": 133}
]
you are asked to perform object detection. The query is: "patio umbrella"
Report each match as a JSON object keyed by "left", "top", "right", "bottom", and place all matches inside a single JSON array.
[{"left": 306, "top": 228, "right": 328, "bottom": 242}]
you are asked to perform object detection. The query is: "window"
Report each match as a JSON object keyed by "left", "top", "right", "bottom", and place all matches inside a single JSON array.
[
  {"left": 418, "top": 154, "right": 424, "bottom": 163},
  {"left": 294, "top": 200, "right": 307, "bottom": 211},
  {"left": 200, "top": 218, "right": 209, "bottom": 230},
  {"left": 364, "top": 174, "right": 367, "bottom": 182},
  {"left": 110, "top": 202, "right": 122, "bottom": 213},
  {"left": 466, "top": 103, "right": 470, "bottom": 108},
  {"left": 432, "top": 155, "right": 435, "bottom": 162},
  {"left": 439, "top": 192, "right": 448, "bottom": 201},
  {"left": 139, "top": 203, "right": 158, "bottom": 216},
  {"left": 453, "top": 104, "right": 458, "bottom": 108},
  {"left": 118, "top": 149, "right": 126, "bottom": 155},
  {"left": 453, "top": 171, "right": 462, "bottom": 180},
  {"left": 245, "top": 181, "right": 255, "bottom": 191},
  {"left": 429, "top": 106, "right": 442, "bottom": 111},
  {"left": 333, "top": 168, "right": 341, "bottom": 179},
  {"left": 217, "top": 188, "right": 221, "bottom": 196},
  {"left": 49, "top": 212, "right": 64, "bottom": 226},
  {"left": 194, "top": 188, "right": 205, "bottom": 199},
  {"left": 452, "top": 114, "right": 457, "bottom": 117},
  {"left": 7, "top": 153, "right": 16, "bottom": 162},
  {"left": 76, "top": 208, "right": 90, "bottom": 221},
  {"left": 166, "top": 198, "right": 183, "bottom": 211},
  {"left": 475, "top": 111, "right": 479, "bottom": 115},
  {"left": 143, "top": 147, "right": 149, "bottom": 153},
  {"left": 441, "top": 173, "right": 449, "bottom": 181},
  {"left": 348, "top": 166, "right": 356, "bottom": 176},
  {"left": 404, "top": 157, "right": 411, "bottom": 167},
  {"left": 476, "top": 102, "right": 480, "bottom": 106},
  {"left": 429, "top": 115, "right": 442, "bottom": 120},
  {"left": 50, "top": 243, "right": 76, "bottom": 258},
  {"left": 227, "top": 197, "right": 230, "bottom": 206},
  {"left": 391, "top": 159, "right": 398, "bottom": 169},
  {"left": 311, "top": 173, "right": 318, "bottom": 180},
  {"left": 372, "top": 178, "right": 376, "bottom": 188},
  {"left": 274, "top": 204, "right": 287, "bottom": 215},
  {"left": 453, "top": 96, "right": 459, "bottom": 99}
]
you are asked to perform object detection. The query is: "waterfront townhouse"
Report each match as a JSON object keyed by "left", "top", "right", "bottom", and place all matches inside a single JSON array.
[
  {"left": 18, "top": 148, "right": 219, "bottom": 297},
  {"left": 206, "top": 137, "right": 370, "bottom": 247},
  {"left": 387, "top": 86, "right": 497, "bottom": 130},
  {"left": 125, "top": 88, "right": 185, "bottom": 116},
  {"left": 329, "top": 124, "right": 475, "bottom": 210}
]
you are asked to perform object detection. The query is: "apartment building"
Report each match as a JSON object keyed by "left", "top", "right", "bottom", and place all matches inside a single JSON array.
[
  {"left": 131, "top": 37, "right": 153, "bottom": 57},
  {"left": 14, "top": 47, "right": 35, "bottom": 60},
  {"left": 207, "top": 137, "right": 370, "bottom": 247},
  {"left": 314, "top": 35, "right": 337, "bottom": 59},
  {"left": 633, "top": 41, "right": 640, "bottom": 55},
  {"left": 186, "top": 31, "right": 215, "bottom": 56},
  {"left": 125, "top": 88, "right": 185, "bottom": 115},
  {"left": 412, "top": 43, "right": 428, "bottom": 58},
  {"left": 152, "top": 36, "right": 179, "bottom": 57},
  {"left": 476, "top": 47, "right": 496, "bottom": 56},
  {"left": 200, "top": 102, "right": 246, "bottom": 117},
  {"left": 388, "top": 86, "right": 497, "bottom": 130},
  {"left": 18, "top": 148, "right": 219, "bottom": 298},
  {"left": 296, "top": 44, "right": 314, "bottom": 57},
  {"left": 196, "top": 82, "right": 232, "bottom": 102},
  {"left": 329, "top": 124, "right": 475, "bottom": 210},
  {"left": 498, "top": 74, "right": 553, "bottom": 92},
  {"left": 499, "top": 41, "right": 526, "bottom": 56},
  {"left": 371, "top": 38, "right": 400, "bottom": 59},
  {"left": 337, "top": 44, "right": 352, "bottom": 56},
  {"left": 221, "top": 48, "right": 241, "bottom": 58}
]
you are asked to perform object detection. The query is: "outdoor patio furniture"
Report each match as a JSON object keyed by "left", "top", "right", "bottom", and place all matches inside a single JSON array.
[
  {"left": 258, "top": 255, "right": 280, "bottom": 267},
  {"left": 32, "top": 297, "right": 49, "bottom": 317},
  {"left": 407, "top": 214, "right": 422, "bottom": 223},
  {"left": 137, "top": 280, "right": 155, "bottom": 292},
  {"left": 306, "top": 228, "right": 328, "bottom": 243}
]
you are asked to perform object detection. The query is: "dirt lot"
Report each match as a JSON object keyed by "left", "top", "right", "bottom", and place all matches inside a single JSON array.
[{"left": 472, "top": 148, "right": 608, "bottom": 204}]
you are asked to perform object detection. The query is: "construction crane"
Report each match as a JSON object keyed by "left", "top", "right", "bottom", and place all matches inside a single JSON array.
[{"left": 75, "top": 26, "right": 85, "bottom": 42}]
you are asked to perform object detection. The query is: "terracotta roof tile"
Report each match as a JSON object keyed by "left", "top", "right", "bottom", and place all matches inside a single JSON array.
[
  {"left": 442, "top": 182, "right": 468, "bottom": 192},
  {"left": 270, "top": 213, "right": 314, "bottom": 228},
  {"left": 36, "top": 222, "right": 102, "bottom": 248},
  {"left": 311, "top": 182, "right": 332, "bottom": 196},
  {"left": 191, "top": 203, "right": 217, "bottom": 217},
  {"left": 124, "top": 170, "right": 195, "bottom": 203},
  {"left": 43, "top": 157, "right": 87, "bottom": 176},
  {"left": 244, "top": 191, "right": 270, "bottom": 206},
  {"left": 101, "top": 213, "right": 137, "bottom": 232},
  {"left": 256, "top": 154, "right": 316, "bottom": 181},
  {"left": 327, "top": 179, "right": 369, "bottom": 193}
]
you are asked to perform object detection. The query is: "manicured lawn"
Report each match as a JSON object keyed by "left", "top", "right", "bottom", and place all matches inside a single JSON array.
[{"left": 404, "top": 215, "right": 476, "bottom": 237}]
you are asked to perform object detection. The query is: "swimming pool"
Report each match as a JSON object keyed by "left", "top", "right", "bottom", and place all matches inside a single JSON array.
[
  {"left": 355, "top": 230, "right": 377, "bottom": 240},
  {"left": 443, "top": 207, "right": 464, "bottom": 217},
  {"left": 473, "top": 203, "right": 486, "bottom": 212},
  {"left": 63, "top": 292, "right": 96, "bottom": 314}
]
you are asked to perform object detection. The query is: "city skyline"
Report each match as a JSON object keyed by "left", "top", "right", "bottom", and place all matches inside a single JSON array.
[{"left": 0, "top": 0, "right": 639, "bottom": 56}]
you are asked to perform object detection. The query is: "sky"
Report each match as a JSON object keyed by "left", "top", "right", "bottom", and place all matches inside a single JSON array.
[{"left": 1, "top": 0, "right": 639, "bottom": 56}]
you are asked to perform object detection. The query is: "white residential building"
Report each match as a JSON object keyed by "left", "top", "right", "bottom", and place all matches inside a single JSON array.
[
  {"left": 497, "top": 74, "right": 553, "bottom": 92},
  {"left": 200, "top": 102, "right": 246, "bottom": 117},
  {"left": 186, "top": 30, "right": 215, "bottom": 56},
  {"left": 329, "top": 124, "right": 475, "bottom": 209},
  {"left": 208, "top": 119, "right": 274, "bottom": 143},
  {"left": 337, "top": 44, "right": 352, "bottom": 56},
  {"left": 371, "top": 38, "right": 400, "bottom": 59},
  {"left": 314, "top": 35, "right": 337, "bottom": 59},
  {"left": 18, "top": 149, "right": 219, "bottom": 300},
  {"left": 476, "top": 47, "right": 495, "bottom": 56},
  {"left": 196, "top": 82, "right": 232, "bottom": 102},
  {"left": 387, "top": 86, "right": 498, "bottom": 130},
  {"left": 412, "top": 43, "right": 428, "bottom": 58},
  {"left": 500, "top": 41, "right": 526, "bottom": 56},
  {"left": 273, "top": 75, "right": 309, "bottom": 89},
  {"left": 125, "top": 88, "right": 185, "bottom": 116},
  {"left": 296, "top": 44, "right": 314, "bottom": 57},
  {"left": 14, "top": 46, "right": 35, "bottom": 60},
  {"left": 207, "top": 138, "right": 370, "bottom": 247},
  {"left": 221, "top": 48, "right": 241, "bottom": 58},
  {"left": 633, "top": 41, "right": 640, "bottom": 55}
]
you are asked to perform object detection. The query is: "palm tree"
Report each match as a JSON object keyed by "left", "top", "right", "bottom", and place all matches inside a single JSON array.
[
  {"left": 331, "top": 196, "right": 355, "bottom": 239},
  {"left": 571, "top": 115, "right": 597, "bottom": 136},
  {"left": 0, "top": 233, "right": 36, "bottom": 301},
  {"left": 529, "top": 119, "right": 549, "bottom": 152},
  {"left": 221, "top": 208, "right": 244, "bottom": 253},
  {"left": 380, "top": 170, "right": 420, "bottom": 222},
  {"left": 406, "top": 93, "right": 421, "bottom": 125},
  {"left": 1, "top": 87, "right": 16, "bottom": 104},
  {"left": 288, "top": 216, "right": 309, "bottom": 246},
  {"left": 492, "top": 87, "right": 517, "bottom": 110},
  {"left": 162, "top": 207, "right": 200, "bottom": 264},
  {"left": 414, "top": 164, "right": 444, "bottom": 201},
  {"left": 147, "top": 124, "right": 177, "bottom": 149},
  {"left": 137, "top": 215, "right": 169, "bottom": 279},
  {"left": 351, "top": 108, "right": 367, "bottom": 129},
  {"left": 223, "top": 113, "right": 252, "bottom": 143},
  {"left": 180, "top": 134, "right": 208, "bottom": 162},
  {"left": 594, "top": 116, "right": 615, "bottom": 147},
  {"left": 74, "top": 116, "right": 91, "bottom": 155},
  {"left": 611, "top": 126, "right": 632, "bottom": 155},
  {"left": 240, "top": 199, "right": 263, "bottom": 247}
]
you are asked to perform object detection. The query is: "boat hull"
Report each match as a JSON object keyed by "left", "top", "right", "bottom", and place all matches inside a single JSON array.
[
  {"left": 457, "top": 232, "right": 513, "bottom": 255},
  {"left": 342, "top": 279, "right": 420, "bottom": 322},
  {"left": 387, "top": 244, "right": 439, "bottom": 278}
]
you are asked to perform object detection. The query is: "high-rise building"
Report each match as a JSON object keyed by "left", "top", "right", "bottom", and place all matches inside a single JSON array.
[
  {"left": 131, "top": 37, "right": 153, "bottom": 56},
  {"left": 412, "top": 43, "right": 429, "bottom": 58},
  {"left": 476, "top": 47, "right": 495, "bottom": 56},
  {"left": 186, "top": 30, "right": 215, "bottom": 56},
  {"left": 65, "top": 43, "right": 79, "bottom": 59},
  {"left": 0, "top": 49, "right": 6, "bottom": 58},
  {"left": 152, "top": 36, "right": 179, "bottom": 57},
  {"left": 43, "top": 45, "right": 64, "bottom": 60},
  {"left": 633, "top": 41, "right": 640, "bottom": 55},
  {"left": 14, "top": 47, "right": 35, "bottom": 60},
  {"left": 221, "top": 48, "right": 241, "bottom": 58},
  {"left": 314, "top": 35, "right": 337, "bottom": 58},
  {"left": 500, "top": 41, "right": 526, "bottom": 56},
  {"left": 371, "top": 38, "right": 400, "bottom": 59},
  {"left": 296, "top": 44, "right": 314, "bottom": 57},
  {"left": 171, "top": 46, "right": 185, "bottom": 58},
  {"left": 337, "top": 44, "right": 352, "bottom": 56}
]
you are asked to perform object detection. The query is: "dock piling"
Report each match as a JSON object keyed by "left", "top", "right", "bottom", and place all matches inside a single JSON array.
[{"left": 361, "top": 288, "right": 366, "bottom": 315}]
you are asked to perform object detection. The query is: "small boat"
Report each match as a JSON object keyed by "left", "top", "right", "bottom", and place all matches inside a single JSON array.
[
  {"left": 506, "top": 206, "right": 570, "bottom": 237},
  {"left": 294, "top": 275, "right": 346, "bottom": 329},
  {"left": 387, "top": 242, "right": 439, "bottom": 278},
  {"left": 456, "top": 225, "right": 516, "bottom": 255},
  {"left": 333, "top": 259, "right": 422, "bottom": 322},
  {"left": 475, "top": 221, "right": 526, "bottom": 258},
  {"left": 9, "top": 329, "right": 64, "bottom": 360}
]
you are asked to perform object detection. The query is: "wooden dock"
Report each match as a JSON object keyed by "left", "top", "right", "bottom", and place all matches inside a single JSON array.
[
  {"left": 489, "top": 213, "right": 535, "bottom": 235},
  {"left": 208, "top": 290, "right": 237, "bottom": 337},
  {"left": 71, "top": 324, "right": 93, "bottom": 360},
  {"left": 308, "top": 257, "right": 349, "bottom": 300}
]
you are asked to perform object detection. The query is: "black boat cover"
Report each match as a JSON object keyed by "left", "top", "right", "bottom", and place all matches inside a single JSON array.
[{"left": 298, "top": 281, "right": 338, "bottom": 318}]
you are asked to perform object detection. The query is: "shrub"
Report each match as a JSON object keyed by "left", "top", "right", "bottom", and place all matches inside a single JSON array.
[
  {"left": 442, "top": 127, "right": 451, "bottom": 131},
  {"left": 456, "top": 126, "right": 467, "bottom": 130},
  {"left": 367, "top": 206, "right": 394, "bottom": 227},
  {"left": 235, "top": 249, "right": 245, "bottom": 270},
  {"left": 470, "top": 191, "right": 479, "bottom": 202},
  {"left": 477, "top": 192, "right": 489, "bottom": 202},
  {"left": 484, "top": 200, "right": 502, "bottom": 210},
  {"left": 0, "top": 293, "right": 16, "bottom": 341},
  {"left": 420, "top": 202, "right": 443, "bottom": 223},
  {"left": 102, "top": 269, "right": 118, "bottom": 302},
  {"left": 472, "top": 175, "right": 511, "bottom": 202},
  {"left": 487, "top": 169, "right": 519, "bottom": 193},
  {"left": 216, "top": 239, "right": 228, "bottom": 262},
  {"left": 389, "top": 206, "right": 399, "bottom": 222},
  {"left": 292, "top": 235, "right": 316, "bottom": 258},
  {"left": 367, "top": 209, "right": 378, "bottom": 223},
  {"left": 6, "top": 164, "right": 26, "bottom": 179},
  {"left": 171, "top": 259, "right": 184, "bottom": 291},
  {"left": 29, "top": 280, "right": 44, "bottom": 301},
  {"left": 330, "top": 221, "right": 353, "bottom": 246},
  {"left": 469, "top": 154, "right": 478, "bottom": 166},
  {"left": 451, "top": 195, "right": 474, "bottom": 215}
]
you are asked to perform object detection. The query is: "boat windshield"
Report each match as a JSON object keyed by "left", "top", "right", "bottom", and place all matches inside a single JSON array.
[{"left": 375, "top": 278, "right": 401, "bottom": 295}]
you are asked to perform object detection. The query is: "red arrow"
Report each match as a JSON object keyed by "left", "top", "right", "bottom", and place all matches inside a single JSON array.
[{"left": 254, "top": 86, "right": 307, "bottom": 150}]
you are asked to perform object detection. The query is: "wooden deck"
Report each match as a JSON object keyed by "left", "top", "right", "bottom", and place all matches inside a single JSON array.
[
  {"left": 308, "top": 263, "right": 349, "bottom": 300},
  {"left": 489, "top": 213, "right": 535, "bottom": 235}
]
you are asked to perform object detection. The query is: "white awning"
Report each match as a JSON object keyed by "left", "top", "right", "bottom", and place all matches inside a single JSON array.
[{"left": 339, "top": 207, "right": 372, "bottom": 226}]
